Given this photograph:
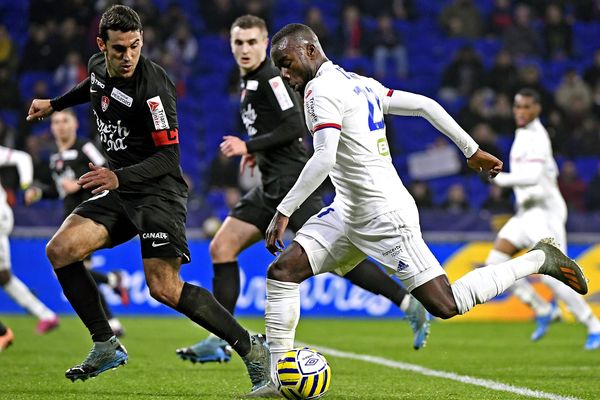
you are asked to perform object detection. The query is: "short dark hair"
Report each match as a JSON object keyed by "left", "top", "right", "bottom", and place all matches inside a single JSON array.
[
  {"left": 271, "top": 23, "right": 315, "bottom": 47},
  {"left": 99, "top": 5, "right": 142, "bottom": 42},
  {"left": 516, "top": 88, "right": 541, "bottom": 104},
  {"left": 231, "top": 14, "right": 268, "bottom": 35}
]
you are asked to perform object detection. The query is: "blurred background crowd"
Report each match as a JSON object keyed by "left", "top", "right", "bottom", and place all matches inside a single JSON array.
[{"left": 1, "top": 0, "right": 600, "bottom": 234}]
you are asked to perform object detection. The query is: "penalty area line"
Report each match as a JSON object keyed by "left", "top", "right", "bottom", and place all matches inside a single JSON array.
[{"left": 299, "top": 342, "right": 580, "bottom": 400}]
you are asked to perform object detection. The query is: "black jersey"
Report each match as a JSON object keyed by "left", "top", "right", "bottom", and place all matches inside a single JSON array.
[
  {"left": 51, "top": 53, "right": 187, "bottom": 197},
  {"left": 240, "top": 58, "right": 308, "bottom": 184},
  {"left": 47, "top": 138, "right": 106, "bottom": 217}
]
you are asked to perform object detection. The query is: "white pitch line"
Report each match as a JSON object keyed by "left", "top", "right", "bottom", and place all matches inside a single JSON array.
[{"left": 298, "top": 342, "right": 581, "bottom": 400}]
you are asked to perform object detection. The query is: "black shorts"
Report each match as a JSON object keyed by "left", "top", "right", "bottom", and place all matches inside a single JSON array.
[
  {"left": 73, "top": 190, "right": 191, "bottom": 263},
  {"left": 230, "top": 176, "right": 324, "bottom": 235}
]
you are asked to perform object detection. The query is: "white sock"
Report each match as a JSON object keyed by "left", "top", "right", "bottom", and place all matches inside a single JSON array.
[
  {"left": 108, "top": 318, "right": 122, "bottom": 332},
  {"left": 265, "top": 278, "right": 300, "bottom": 382},
  {"left": 3, "top": 276, "right": 55, "bottom": 320},
  {"left": 107, "top": 272, "right": 118, "bottom": 288},
  {"left": 399, "top": 295, "right": 411, "bottom": 312},
  {"left": 487, "top": 249, "right": 551, "bottom": 316},
  {"left": 540, "top": 275, "right": 600, "bottom": 332},
  {"left": 451, "top": 250, "right": 545, "bottom": 314}
]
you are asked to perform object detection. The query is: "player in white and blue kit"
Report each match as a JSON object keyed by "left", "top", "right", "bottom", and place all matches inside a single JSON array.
[
  {"left": 485, "top": 89, "right": 600, "bottom": 349},
  {"left": 245, "top": 24, "right": 589, "bottom": 396}
]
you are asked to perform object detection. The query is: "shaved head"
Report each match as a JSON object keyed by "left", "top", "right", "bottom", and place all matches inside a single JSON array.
[{"left": 270, "top": 23, "right": 328, "bottom": 94}]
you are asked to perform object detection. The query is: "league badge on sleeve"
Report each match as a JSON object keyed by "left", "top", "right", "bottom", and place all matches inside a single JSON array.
[{"left": 146, "top": 96, "right": 170, "bottom": 130}]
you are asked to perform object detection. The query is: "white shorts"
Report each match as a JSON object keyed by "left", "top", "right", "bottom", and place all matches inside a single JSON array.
[
  {"left": 0, "top": 202, "right": 13, "bottom": 271},
  {"left": 294, "top": 204, "right": 445, "bottom": 292},
  {"left": 497, "top": 208, "right": 566, "bottom": 252}
]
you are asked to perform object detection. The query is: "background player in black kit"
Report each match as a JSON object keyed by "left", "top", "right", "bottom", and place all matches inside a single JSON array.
[
  {"left": 25, "top": 109, "right": 129, "bottom": 337},
  {"left": 26, "top": 5, "right": 271, "bottom": 393},
  {"left": 175, "top": 15, "right": 430, "bottom": 365}
]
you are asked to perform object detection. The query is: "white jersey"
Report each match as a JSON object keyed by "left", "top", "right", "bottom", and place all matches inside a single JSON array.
[
  {"left": 0, "top": 146, "right": 33, "bottom": 204},
  {"left": 303, "top": 61, "right": 416, "bottom": 224},
  {"left": 497, "top": 118, "right": 566, "bottom": 222}
]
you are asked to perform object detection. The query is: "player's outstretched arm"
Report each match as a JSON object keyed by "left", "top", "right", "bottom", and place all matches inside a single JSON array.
[
  {"left": 492, "top": 162, "right": 543, "bottom": 187},
  {"left": 382, "top": 90, "right": 479, "bottom": 158}
]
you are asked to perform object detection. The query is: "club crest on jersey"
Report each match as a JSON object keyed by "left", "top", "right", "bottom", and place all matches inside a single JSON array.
[{"left": 101, "top": 96, "right": 110, "bottom": 112}]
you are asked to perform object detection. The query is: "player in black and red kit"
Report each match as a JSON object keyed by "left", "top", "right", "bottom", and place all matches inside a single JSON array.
[
  {"left": 26, "top": 5, "right": 271, "bottom": 393},
  {"left": 175, "top": 15, "right": 430, "bottom": 366},
  {"left": 25, "top": 109, "right": 129, "bottom": 337}
]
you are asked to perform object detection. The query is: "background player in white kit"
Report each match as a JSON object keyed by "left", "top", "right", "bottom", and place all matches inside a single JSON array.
[
  {"left": 485, "top": 88, "right": 600, "bottom": 350},
  {"left": 0, "top": 146, "right": 59, "bottom": 334},
  {"left": 248, "top": 24, "right": 588, "bottom": 395}
]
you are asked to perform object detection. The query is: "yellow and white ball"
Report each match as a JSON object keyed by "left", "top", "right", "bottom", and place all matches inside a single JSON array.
[{"left": 276, "top": 347, "right": 331, "bottom": 399}]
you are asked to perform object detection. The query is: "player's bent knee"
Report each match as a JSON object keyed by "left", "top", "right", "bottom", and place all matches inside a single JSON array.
[
  {"left": 208, "top": 236, "right": 237, "bottom": 262},
  {"left": 427, "top": 301, "right": 459, "bottom": 320},
  {"left": 267, "top": 250, "right": 313, "bottom": 284},
  {"left": 46, "top": 237, "right": 84, "bottom": 267}
]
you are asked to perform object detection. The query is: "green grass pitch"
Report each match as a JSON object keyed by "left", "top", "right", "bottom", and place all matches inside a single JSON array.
[{"left": 0, "top": 315, "right": 597, "bottom": 399}]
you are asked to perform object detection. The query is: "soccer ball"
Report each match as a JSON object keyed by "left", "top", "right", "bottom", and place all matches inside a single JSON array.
[{"left": 276, "top": 347, "right": 331, "bottom": 399}]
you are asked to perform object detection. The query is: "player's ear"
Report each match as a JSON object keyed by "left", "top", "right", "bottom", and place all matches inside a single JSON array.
[{"left": 97, "top": 37, "right": 106, "bottom": 53}]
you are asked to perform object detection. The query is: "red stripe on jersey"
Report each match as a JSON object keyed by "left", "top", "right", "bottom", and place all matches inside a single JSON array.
[
  {"left": 386, "top": 89, "right": 394, "bottom": 97},
  {"left": 313, "top": 123, "right": 341, "bottom": 133},
  {"left": 525, "top": 158, "right": 545, "bottom": 163},
  {"left": 152, "top": 129, "right": 179, "bottom": 146}
]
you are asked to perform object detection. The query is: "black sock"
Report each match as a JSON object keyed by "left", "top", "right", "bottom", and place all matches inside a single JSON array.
[
  {"left": 0, "top": 321, "right": 6, "bottom": 335},
  {"left": 55, "top": 261, "right": 113, "bottom": 342},
  {"left": 212, "top": 261, "right": 240, "bottom": 314},
  {"left": 89, "top": 270, "right": 109, "bottom": 285},
  {"left": 344, "top": 260, "right": 408, "bottom": 307},
  {"left": 98, "top": 291, "right": 113, "bottom": 320},
  {"left": 176, "top": 282, "right": 250, "bottom": 356}
]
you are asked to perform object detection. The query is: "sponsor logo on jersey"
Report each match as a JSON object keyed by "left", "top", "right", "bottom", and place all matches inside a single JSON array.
[
  {"left": 268, "top": 76, "right": 293, "bottom": 111},
  {"left": 101, "top": 96, "right": 110, "bottom": 112},
  {"left": 146, "top": 96, "right": 170, "bottom": 130},
  {"left": 110, "top": 87, "right": 133, "bottom": 107},
  {"left": 94, "top": 110, "right": 130, "bottom": 152},
  {"left": 246, "top": 80, "right": 258, "bottom": 91},
  {"left": 306, "top": 97, "right": 317, "bottom": 123},
  {"left": 241, "top": 103, "right": 257, "bottom": 136},
  {"left": 142, "top": 232, "right": 168, "bottom": 240},
  {"left": 90, "top": 72, "right": 105, "bottom": 89}
]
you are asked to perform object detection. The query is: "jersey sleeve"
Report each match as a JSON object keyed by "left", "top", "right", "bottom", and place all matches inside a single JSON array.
[
  {"left": 143, "top": 65, "right": 179, "bottom": 147},
  {"left": 304, "top": 79, "right": 344, "bottom": 134}
]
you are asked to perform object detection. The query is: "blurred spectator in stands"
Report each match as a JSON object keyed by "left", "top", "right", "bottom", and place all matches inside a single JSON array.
[
  {"left": 158, "top": 51, "right": 188, "bottom": 97},
  {"left": 338, "top": 4, "right": 365, "bottom": 58},
  {"left": 0, "top": 25, "right": 18, "bottom": 73},
  {"left": 0, "top": 66, "right": 21, "bottom": 110},
  {"left": 592, "top": 82, "right": 600, "bottom": 119},
  {"left": 516, "top": 64, "right": 554, "bottom": 112},
  {"left": 583, "top": 49, "right": 600, "bottom": 89},
  {"left": 53, "top": 50, "right": 87, "bottom": 94},
  {"left": 159, "top": 3, "right": 190, "bottom": 39},
  {"left": 241, "top": 0, "right": 272, "bottom": 29},
  {"left": 439, "top": 45, "right": 485, "bottom": 102},
  {"left": 488, "top": 0, "right": 513, "bottom": 37},
  {"left": 129, "top": 0, "right": 160, "bottom": 28},
  {"left": 555, "top": 69, "right": 592, "bottom": 115},
  {"left": 368, "top": 15, "right": 408, "bottom": 80},
  {"left": 481, "top": 185, "right": 513, "bottom": 214},
  {"left": 441, "top": 183, "right": 471, "bottom": 213},
  {"left": 165, "top": 24, "right": 198, "bottom": 65},
  {"left": 439, "top": 0, "right": 483, "bottom": 39},
  {"left": 542, "top": 3, "right": 572, "bottom": 60},
  {"left": 305, "top": 6, "right": 331, "bottom": 54},
  {"left": 503, "top": 3, "right": 541, "bottom": 60},
  {"left": 0, "top": 117, "right": 16, "bottom": 148},
  {"left": 358, "top": 0, "right": 416, "bottom": 21},
  {"left": 586, "top": 162, "right": 600, "bottom": 212},
  {"left": 54, "top": 17, "right": 88, "bottom": 62},
  {"left": 457, "top": 88, "right": 494, "bottom": 132},
  {"left": 140, "top": 26, "right": 163, "bottom": 62},
  {"left": 558, "top": 160, "right": 587, "bottom": 212},
  {"left": 203, "top": 0, "right": 240, "bottom": 38},
  {"left": 408, "top": 180, "right": 434, "bottom": 210},
  {"left": 486, "top": 49, "right": 519, "bottom": 96},
  {"left": 19, "top": 24, "right": 58, "bottom": 72},
  {"left": 546, "top": 108, "right": 569, "bottom": 154},
  {"left": 572, "top": 0, "right": 600, "bottom": 22},
  {"left": 489, "top": 93, "right": 514, "bottom": 135},
  {"left": 207, "top": 151, "right": 239, "bottom": 191},
  {"left": 470, "top": 123, "right": 502, "bottom": 159}
]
